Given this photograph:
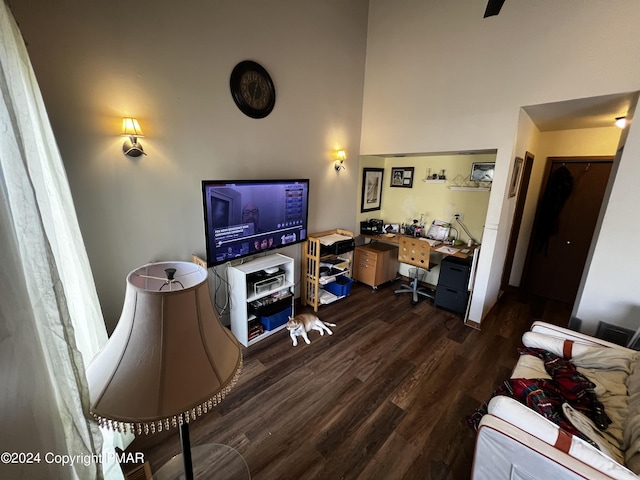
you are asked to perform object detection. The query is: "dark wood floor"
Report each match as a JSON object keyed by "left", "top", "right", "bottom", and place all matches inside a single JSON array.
[{"left": 127, "top": 281, "right": 571, "bottom": 480}]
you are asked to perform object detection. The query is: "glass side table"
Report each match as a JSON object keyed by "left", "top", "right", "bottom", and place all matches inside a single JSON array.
[{"left": 152, "top": 443, "right": 250, "bottom": 480}]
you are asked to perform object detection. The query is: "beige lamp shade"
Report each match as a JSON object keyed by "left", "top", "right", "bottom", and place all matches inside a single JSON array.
[
  {"left": 86, "top": 261, "right": 242, "bottom": 435},
  {"left": 121, "top": 117, "right": 145, "bottom": 137}
]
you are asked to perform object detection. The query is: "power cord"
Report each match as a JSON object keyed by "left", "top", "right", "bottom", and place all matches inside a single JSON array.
[{"left": 212, "top": 263, "right": 231, "bottom": 317}]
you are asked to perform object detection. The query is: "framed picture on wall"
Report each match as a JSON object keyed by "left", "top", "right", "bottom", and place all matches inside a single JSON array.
[
  {"left": 361, "top": 168, "right": 384, "bottom": 212},
  {"left": 509, "top": 157, "right": 524, "bottom": 197},
  {"left": 390, "top": 167, "right": 414, "bottom": 188},
  {"left": 470, "top": 162, "right": 495, "bottom": 182}
]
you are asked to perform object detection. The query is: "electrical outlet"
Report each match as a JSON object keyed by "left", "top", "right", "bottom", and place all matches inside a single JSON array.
[{"left": 454, "top": 213, "right": 464, "bottom": 221}]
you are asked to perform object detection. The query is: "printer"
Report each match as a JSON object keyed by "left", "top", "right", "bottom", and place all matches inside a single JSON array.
[
  {"left": 360, "top": 219, "right": 384, "bottom": 234},
  {"left": 320, "top": 236, "right": 355, "bottom": 256}
]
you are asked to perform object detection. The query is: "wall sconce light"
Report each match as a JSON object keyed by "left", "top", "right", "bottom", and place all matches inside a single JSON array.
[
  {"left": 122, "top": 117, "right": 146, "bottom": 157},
  {"left": 334, "top": 150, "right": 346, "bottom": 172},
  {"left": 615, "top": 116, "right": 628, "bottom": 129}
]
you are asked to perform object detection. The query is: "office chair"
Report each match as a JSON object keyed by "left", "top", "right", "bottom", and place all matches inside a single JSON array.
[{"left": 394, "top": 236, "right": 435, "bottom": 305}]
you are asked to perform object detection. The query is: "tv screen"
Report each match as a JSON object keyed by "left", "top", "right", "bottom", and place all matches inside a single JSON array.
[{"left": 202, "top": 179, "right": 309, "bottom": 266}]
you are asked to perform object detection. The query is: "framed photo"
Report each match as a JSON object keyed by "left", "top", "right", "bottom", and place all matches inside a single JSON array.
[
  {"left": 390, "top": 167, "right": 414, "bottom": 188},
  {"left": 470, "top": 162, "right": 495, "bottom": 183},
  {"left": 509, "top": 157, "right": 524, "bottom": 197},
  {"left": 361, "top": 168, "right": 384, "bottom": 212}
]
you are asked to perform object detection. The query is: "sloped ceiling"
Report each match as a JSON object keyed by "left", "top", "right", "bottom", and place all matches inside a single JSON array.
[{"left": 524, "top": 92, "right": 638, "bottom": 132}]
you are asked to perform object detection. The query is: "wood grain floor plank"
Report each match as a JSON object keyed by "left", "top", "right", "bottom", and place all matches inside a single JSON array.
[
  {"left": 128, "top": 286, "right": 570, "bottom": 478},
  {"left": 316, "top": 400, "right": 406, "bottom": 480},
  {"left": 356, "top": 430, "right": 421, "bottom": 480},
  {"left": 315, "top": 357, "right": 415, "bottom": 457}
]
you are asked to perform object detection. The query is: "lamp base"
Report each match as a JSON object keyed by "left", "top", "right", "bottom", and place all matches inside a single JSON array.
[
  {"left": 152, "top": 443, "right": 250, "bottom": 480},
  {"left": 180, "top": 423, "right": 194, "bottom": 480},
  {"left": 123, "top": 139, "right": 145, "bottom": 157}
]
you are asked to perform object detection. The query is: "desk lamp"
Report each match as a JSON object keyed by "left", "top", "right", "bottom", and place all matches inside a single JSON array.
[
  {"left": 86, "top": 261, "right": 242, "bottom": 480},
  {"left": 455, "top": 215, "right": 480, "bottom": 246}
]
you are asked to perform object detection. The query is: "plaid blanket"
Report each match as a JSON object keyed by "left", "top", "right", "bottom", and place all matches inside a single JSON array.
[{"left": 467, "top": 347, "right": 611, "bottom": 447}]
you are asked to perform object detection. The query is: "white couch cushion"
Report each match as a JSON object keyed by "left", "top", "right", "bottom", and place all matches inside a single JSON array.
[
  {"left": 521, "top": 331, "right": 640, "bottom": 474},
  {"left": 487, "top": 396, "right": 639, "bottom": 479},
  {"left": 522, "top": 332, "right": 637, "bottom": 372}
]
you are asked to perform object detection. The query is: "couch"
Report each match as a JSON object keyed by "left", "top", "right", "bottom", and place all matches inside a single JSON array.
[{"left": 471, "top": 321, "right": 640, "bottom": 479}]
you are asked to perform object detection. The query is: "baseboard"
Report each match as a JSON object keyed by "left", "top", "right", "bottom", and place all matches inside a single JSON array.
[{"left": 464, "top": 318, "right": 481, "bottom": 330}]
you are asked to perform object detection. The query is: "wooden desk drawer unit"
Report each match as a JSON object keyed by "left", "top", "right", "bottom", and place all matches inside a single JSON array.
[{"left": 353, "top": 243, "right": 399, "bottom": 289}]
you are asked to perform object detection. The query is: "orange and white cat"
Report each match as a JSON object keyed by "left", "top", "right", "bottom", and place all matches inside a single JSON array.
[{"left": 286, "top": 313, "right": 336, "bottom": 346}]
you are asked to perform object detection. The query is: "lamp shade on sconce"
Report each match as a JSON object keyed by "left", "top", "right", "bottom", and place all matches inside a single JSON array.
[
  {"left": 86, "top": 261, "right": 242, "bottom": 435},
  {"left": 121, "top": 117, "right": 144, "bottom": 137},
  {"left": 121, "top": 117, "right": 146, "bottom": 157}
]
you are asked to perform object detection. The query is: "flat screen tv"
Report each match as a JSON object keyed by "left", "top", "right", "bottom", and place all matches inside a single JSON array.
[{"left": 202, "top": 179, "right": 309, "bottom": 267}]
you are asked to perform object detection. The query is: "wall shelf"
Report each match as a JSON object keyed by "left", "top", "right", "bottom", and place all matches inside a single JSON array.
[
  {"left": 448, "top": 186, "right": 491, "bottom": 191},
  {"left": 423, "top": 179, "right": 446, "bottom": 184}
]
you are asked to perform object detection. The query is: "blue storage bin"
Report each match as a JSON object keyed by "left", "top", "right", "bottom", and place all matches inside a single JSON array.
[
  {"left": 324, "top": 276, "right": 353, "bottom": 297},
  {"left": 260, "top": 305, "right": 292, "bottom": 331}
]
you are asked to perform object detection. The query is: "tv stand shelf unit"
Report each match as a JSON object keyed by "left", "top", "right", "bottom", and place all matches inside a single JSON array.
[
  {"left": 228, "top": 253, "right": 295, "bottom": 347},
  {"left": 302, "top": 229, "right": 354, "bottom": 312}
]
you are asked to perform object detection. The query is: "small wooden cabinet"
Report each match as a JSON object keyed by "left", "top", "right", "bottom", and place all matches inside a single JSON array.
[{"left": 353, "top": 242, "right": 399, "bottom": 289}]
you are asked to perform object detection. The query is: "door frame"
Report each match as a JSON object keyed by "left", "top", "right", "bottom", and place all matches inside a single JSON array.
[{"left": 501, "top": 151, "right": 535, "bottom": 290}]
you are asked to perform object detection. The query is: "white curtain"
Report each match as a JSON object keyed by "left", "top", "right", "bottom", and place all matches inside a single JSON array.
[{"left": 0, "top": 3, "right": 126, "bottom": 479}]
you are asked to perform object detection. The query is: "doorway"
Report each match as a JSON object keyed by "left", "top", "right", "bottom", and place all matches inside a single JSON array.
[{"left": 522, "top": 156, "right": 613, "bottom": 306}]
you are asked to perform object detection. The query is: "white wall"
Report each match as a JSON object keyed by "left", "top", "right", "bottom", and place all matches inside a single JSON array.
[
  {"left": 506, "top": 110, "right": 540, "bottom": 285},
  {"left": 10, "top": 0, "right": 369, "bottom": 331},
  {"left": 576, "top": 118, "right": 640, "bottom": 335},
  {"left": 362, "top": 0, "right": 640, "bottom": 325}
]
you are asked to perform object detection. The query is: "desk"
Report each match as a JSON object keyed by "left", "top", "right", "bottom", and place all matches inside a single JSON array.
[
  {"left": 361, "top": 234, "right": 477, "bottom": 260},
  {"left": 361, "top": 233, "right": 479, "bottom": 316}
]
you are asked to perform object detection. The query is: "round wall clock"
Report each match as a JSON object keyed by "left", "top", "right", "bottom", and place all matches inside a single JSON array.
[{"left": 230, "top": 60, "right": 276, "bottom": 119}]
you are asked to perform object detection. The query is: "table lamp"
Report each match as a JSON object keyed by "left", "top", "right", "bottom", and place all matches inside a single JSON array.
[{"left": 86, "top": 261, "right": 243, "bottom": 480}]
